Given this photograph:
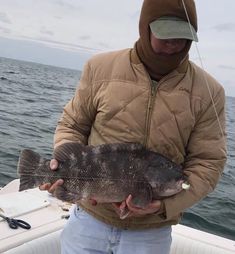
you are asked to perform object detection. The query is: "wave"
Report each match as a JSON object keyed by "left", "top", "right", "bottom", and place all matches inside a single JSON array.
[{"left": 182, "top": 211, "right": 235, "bottom": 241}]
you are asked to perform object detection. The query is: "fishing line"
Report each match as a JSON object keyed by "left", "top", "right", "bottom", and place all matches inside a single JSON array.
[{"left": 181, "top": 0, "right": 225, "bottom": 138}]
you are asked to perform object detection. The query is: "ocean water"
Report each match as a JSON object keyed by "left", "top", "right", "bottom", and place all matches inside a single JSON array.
[{"left": 0, "top": 57, "right": 234, "bottom": 240}]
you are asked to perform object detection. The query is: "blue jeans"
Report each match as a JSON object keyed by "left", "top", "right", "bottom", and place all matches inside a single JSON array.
[{"left": 61, "top": 205, "right": 172, "bottom": 254}]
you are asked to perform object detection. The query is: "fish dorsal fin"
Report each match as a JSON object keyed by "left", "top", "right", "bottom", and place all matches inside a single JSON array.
[
  {"left": 53, "top": 142, "right": 88, "bottom": 162},
  {"left": 92, "top": 143, "right": 145, "bottom": 154}
]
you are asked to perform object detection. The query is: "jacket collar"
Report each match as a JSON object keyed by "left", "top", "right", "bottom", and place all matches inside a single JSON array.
[{"left": 130, "top": 47, "right": 189, "bottom": 76}]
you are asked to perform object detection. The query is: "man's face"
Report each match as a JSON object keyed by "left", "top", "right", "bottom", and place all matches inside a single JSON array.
[{"left": 150, "top": 32, "right": 187, "bottom": 55}]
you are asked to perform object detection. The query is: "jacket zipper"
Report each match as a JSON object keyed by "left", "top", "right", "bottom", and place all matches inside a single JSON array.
[{"left": 143, "top": 79, "right": 158, "bottom": 147}]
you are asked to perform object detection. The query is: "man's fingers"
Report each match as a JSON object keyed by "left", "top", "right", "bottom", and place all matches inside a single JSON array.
[
  {"left": 48, "top": 179, "right": 64, "bottom": 193},
  {"left": 50, "top": 159, "right": 59, "bottom": 170},
  {"left": 119, "top": 200, "right": 127, "bottom": 212},
  {"left": 39, "top": 183, "right": 51, "bottom": 191},
  {"left": 149, "top": 200, "right": 161, "bottom": 209},
  {"left": 126, "top": 194, "right": 132, "bottom": 205},
  {"left": 126, "top": 194, "right": 141, "bottom": 211},
  {"left": 126, "top": 195, "right": 162, "bottom": 215},
  {"left": 39, "top": 179, "right": 63, "bottom": 193}
]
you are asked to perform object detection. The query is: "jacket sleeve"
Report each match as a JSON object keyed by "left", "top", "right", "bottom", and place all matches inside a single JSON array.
[
  {"left": 162, "top": 87, "right": 227, "bottom": 220},
  {"left": 54, "top": 62, "right": 96, "bottom": 148}
]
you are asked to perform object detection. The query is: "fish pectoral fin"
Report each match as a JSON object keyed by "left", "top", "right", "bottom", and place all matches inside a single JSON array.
[
  {"left": 53, "top": 142, "right": 86, "bottom": 161},
  {"left": 132, "top": 181, "right": 153, "bottom": 207},
  {"left": 54, "top": 186, "right": 80, "bottom": 203}
]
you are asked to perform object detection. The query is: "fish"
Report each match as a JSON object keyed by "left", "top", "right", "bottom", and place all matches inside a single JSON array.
[{"left": 17, "top": 142, "right": 189, "bottom": 219}]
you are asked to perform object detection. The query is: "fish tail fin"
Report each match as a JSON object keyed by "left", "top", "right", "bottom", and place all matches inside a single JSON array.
[{"left": 17, "top": 149, "right": 41, "bottom": 191}]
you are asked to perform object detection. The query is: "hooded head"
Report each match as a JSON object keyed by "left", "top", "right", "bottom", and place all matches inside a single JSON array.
[{"left": 135, "top": 0, "right": 198, "bottom": 80}]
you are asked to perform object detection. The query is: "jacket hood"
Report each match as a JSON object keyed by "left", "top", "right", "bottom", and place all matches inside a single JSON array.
[{"left": 135, "top": 0, "right": 198, "bottom": 80}]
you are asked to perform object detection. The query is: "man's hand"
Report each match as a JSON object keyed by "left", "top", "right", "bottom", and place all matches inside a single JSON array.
[
  {"left": 113, "top": 195, "right": 162, "bottom": 218},
  {"left": 39, "top": 159, "right": 64, "bottom": 194}
]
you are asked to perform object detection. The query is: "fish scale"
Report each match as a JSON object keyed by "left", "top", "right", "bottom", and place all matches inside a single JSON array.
[{"left": 17, "top": 142, "right": 189, "bottom": 219}]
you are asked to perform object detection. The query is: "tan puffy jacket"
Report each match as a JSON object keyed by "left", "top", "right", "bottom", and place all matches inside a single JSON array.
[{"left": 54, "top": 48, "right": 227, "bottom": 229}]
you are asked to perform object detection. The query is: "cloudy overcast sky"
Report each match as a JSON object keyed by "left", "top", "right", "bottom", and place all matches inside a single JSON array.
[{"left": 0, "top": 0, "right": 235, "bottom": 96}]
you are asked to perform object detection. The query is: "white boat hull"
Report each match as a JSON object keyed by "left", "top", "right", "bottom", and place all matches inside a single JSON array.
[{"left": 1, "top": 180, "right": 234, "bottom": 254}]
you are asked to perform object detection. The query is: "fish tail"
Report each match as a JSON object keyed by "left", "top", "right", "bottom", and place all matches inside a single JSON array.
[{"left": 17, "top": 149, "right": 41, "bottom": 191}]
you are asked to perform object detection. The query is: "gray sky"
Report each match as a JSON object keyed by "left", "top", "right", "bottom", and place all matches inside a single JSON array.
[{"left": 0, "top": 0, "right": 235, "bottom": 96}]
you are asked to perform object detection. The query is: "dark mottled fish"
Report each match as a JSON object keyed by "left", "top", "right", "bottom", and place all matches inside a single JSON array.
[{"left": 17, "top": 142, "right": 189, "bottom": 218}]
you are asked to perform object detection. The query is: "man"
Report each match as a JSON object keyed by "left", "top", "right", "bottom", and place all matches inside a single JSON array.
[{"left": 41, "top": 0, "right": 227, "bottom": 253}]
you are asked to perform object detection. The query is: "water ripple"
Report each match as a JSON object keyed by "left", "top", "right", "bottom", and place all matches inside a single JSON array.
[{"left": 0, "top": 57, "right": 234, "bottom": 240}]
